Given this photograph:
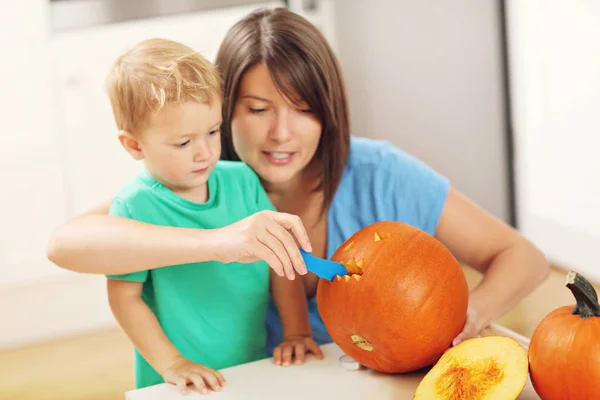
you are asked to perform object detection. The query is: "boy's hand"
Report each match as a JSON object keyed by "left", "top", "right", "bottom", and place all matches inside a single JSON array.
[
  {"left": 213, "top": 210, "right": 312, "bottom": 280},
  {"left": 162, "top": 357, "right": 226, "bottom": 395},
  {"left": 273, "top": 335, "right": 324, "bottom": 366}
]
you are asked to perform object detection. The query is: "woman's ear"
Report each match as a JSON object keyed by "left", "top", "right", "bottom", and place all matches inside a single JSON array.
[{"left": 118, "top": 131, "right": 144, "bottom": 160}]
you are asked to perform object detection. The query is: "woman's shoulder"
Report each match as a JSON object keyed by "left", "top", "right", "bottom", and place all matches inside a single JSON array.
[
  {"left": 330, "top": 136, "right": 450, "bottom": 236},
  {"left": 346, "top": 135, "right": 434, "bottom": 175}
]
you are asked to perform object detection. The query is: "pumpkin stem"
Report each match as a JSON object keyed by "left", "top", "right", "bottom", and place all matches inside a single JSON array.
[{"left": 566, "top": 271, "right": 600, "bottom": 318}]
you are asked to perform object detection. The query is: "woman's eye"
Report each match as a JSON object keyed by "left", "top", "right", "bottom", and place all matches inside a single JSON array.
[
  {"left": 299, "top": 108, "right": 313, "bottom": 114},
  {"left": 208, "top": 129, "right": 220, "bottom": 136},
  {"left": 175, "top": 140, "right": 190, "bottom": 147},
  {"left": 249, "top": 107, "right": 266, "bottom": 114}
]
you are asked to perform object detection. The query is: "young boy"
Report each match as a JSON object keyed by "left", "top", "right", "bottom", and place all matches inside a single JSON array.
[{"left": 103, "top": 38, "right": 320, "bottom": 395}]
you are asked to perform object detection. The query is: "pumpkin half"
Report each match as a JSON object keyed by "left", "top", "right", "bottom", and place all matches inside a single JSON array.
[
  {"left": 414, "top": 336, "right": 529, "bottom": 400},
  {"left": 316, "top": 221, "right": 469, "bottom": 373},
  {"left": 528, "top": 271, "right": 600, "bottom": 400}
]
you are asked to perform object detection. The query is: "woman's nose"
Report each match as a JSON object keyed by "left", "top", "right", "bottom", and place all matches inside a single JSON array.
[{"left": 269, "top": 111, "right": 292, "bottom": 143}]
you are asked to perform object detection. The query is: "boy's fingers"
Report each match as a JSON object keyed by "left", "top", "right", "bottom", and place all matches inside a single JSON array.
[
  {"left": 188, "top": 374, "right": 209, "bottom": 394},
  {"left": 174, "top": 377, "right": 188, "bottom": 395},
  {"left": 281, "top": 345, "right": 293, "bottom": 366},
  {"left": 273, "top": 346, "right": 282, "bottom": 365},
  {"left": 214, "top": 370, "right": 226, "bottom": 385},
  {"left": 294, "top": 343, "right": 305, "bottom": 364},
  {"left": 307, "top": 340, "right": 324, "bottom": 359},
  {"left": 202, "top": 372, "right": 222, "bottom": 391}
]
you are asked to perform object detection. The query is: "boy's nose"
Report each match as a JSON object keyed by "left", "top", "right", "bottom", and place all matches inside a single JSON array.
[{"left": 193, "top": 146, "right": 211, "bottom": 162}]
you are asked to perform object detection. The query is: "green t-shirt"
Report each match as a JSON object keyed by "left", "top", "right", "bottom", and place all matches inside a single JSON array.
[{"left": 107, "top": 161, "right": 275, "bottom": 389}]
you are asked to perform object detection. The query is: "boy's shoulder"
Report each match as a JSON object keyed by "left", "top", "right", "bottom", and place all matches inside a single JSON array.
[
  {"left": 213, "top": 160, "right": 255, "bottom": 174},
  {"left": 111, "top": 170, "right": 161, "bottom": 211},
  {"left": 212, "top": 160, "right": 259, "bottom": 185}
]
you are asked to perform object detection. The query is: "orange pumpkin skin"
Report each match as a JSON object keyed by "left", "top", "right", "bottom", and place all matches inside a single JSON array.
[
  {"left": 316, "top": 221, "right": 469, "bottom": 373},
  {"left": 528, "top": 271, "right": 600, "bottom": 400}
]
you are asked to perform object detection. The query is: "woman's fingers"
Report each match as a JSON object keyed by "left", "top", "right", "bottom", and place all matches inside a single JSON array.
[
  {"left": 266, "top": 221, "right": 307, "bottom": 276},
  {"left": 253, "top": 242, "right": 285, "bottom": 277},
  {"left": 269, "top": 211, "right": 312, "bottom": 253},
  {"left": 256, "top": 224, "right": 295, "bottom": 279}
]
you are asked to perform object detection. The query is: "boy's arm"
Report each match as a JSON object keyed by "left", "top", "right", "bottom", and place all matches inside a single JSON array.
[
  {"left": 270, "top": 269, "right": 324, "bottom": 365},
  {"left": 106, "top": 279, "right": 182, "bottom": 374},
  {"left": 107, "top": 279, "right": 226, "bottom": 394}
]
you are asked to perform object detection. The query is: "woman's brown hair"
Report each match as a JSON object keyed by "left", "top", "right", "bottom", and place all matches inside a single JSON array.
[{"left": 215, "top": 7, "right": 350, "bottom": 214}]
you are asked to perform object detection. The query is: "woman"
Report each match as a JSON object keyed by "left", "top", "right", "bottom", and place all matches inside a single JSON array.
[{"left": 48, "top": 8, "right": 549, "bottom": 361}]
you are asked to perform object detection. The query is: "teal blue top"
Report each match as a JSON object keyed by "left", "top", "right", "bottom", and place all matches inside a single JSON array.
[
  {"left": 265, "top": 136, "right": 451, "bottom": 354},
  {"left": 107, "top": 161, "right": 275, "bottom": 389}
]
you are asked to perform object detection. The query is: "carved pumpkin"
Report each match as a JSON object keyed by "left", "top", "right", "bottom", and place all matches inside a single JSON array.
[
  {"left": 528, "top": 271, "right": 600, "bottom": 400},
  {"left": 414, "top": 336, "right": 529, "bottom": 399},
  {"left": 316, "top": 221, "right": 469, "bottom": 373}
]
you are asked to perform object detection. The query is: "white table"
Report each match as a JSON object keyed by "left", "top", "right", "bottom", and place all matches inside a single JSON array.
[{"left": 126, "top": 323, "right": 540, "bottom": 399}]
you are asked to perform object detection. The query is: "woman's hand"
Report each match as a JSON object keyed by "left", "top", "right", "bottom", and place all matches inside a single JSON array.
[
  {"left": 452, "top": 306, "right": 487, "bottom": 346},
  {"left": 273, "top": 335, "right": 324, "bottom": 366},
  {"left": 162, "top": 357, "right": 226, "bottom": 395},
  {"left": 213, "top": 210, "right": 312, "bottom": 280}
]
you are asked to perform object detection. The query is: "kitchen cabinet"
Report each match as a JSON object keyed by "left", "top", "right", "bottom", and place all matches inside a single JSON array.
[{"left": 50, "top": 2, "right": 283, "bottom": 217}]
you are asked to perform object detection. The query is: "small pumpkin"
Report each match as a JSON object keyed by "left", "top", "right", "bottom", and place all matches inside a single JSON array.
[
  {"left": 414, "top": 336, "right": 529, "bottom": 400},
  {"left": 528, "top": 270, "right": 600, "bottom": 400},
  {"left": 316, "top": 221, "right": 469, "bottom": 373}
]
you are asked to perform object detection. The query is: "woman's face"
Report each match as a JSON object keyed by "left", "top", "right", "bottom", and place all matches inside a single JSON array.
[{"left": 231, "top": 63, "right": 322, "bottom": 188}]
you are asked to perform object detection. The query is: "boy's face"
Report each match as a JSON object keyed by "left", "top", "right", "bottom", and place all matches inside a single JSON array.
[{"left": 124, "top": 101, "right": 222, "bottom": 201}]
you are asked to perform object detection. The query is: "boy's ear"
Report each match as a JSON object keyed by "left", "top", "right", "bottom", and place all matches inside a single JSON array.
[{"left": 118, "top": 131, "right": 144, "bottom": 160}]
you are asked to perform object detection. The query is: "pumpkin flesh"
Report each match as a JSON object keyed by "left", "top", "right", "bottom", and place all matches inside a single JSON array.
[
  {"left": 316, "top": 221, "right": 469, "bottom": 373},
  {"left": 528, "top": 271, "right": 600, "bottom": 400},
  {"left": 414, "top": 336, "right": 529, "bottom": 400}
]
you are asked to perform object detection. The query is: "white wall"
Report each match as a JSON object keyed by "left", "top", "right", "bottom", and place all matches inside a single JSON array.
[
  {"left": 506, "top": 0, "right": 600, "bottom": 282},
  {"left": 332, "top": 0, "right": 511, "bottom": 222},
  {"left": 0, "top": 0, "right": 283, "bottom": 350}
]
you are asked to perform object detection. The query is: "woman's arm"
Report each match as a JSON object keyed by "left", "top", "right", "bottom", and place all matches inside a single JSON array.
[
  {"left": 435, "top": 187, "right": 550, "bottom": 344},
  {"left": 47, "top": 202, "right": 311, "bottom": 277},
  {"left": 47, "top": 200, "right": 218, "bottom": 275}
]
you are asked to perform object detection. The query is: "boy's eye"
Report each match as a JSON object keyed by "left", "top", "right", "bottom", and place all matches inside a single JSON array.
[{"left": 175, "top": 140, "right": 190, "bottom": 147}]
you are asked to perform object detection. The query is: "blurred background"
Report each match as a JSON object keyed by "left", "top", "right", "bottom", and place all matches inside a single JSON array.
[{"left": 1, "top": 0, "right": 598, "bottom": 399}]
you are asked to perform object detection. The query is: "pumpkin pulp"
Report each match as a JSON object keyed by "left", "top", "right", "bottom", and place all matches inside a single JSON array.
[{"left": 414, "top": 336, "right": 529, "bottom": 400}]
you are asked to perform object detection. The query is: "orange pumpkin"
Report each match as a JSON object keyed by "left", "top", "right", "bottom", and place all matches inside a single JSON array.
[
  {"left": 316, "top": 221, "right": 469, "bottom": 373},
  {"left": 528, "top": 271, "right": 600, "bottom": 400}
]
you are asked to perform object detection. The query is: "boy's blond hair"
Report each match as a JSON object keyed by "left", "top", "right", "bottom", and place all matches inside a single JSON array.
[{"left": 105, "top": 38, "right": 222, "bottom": 134}]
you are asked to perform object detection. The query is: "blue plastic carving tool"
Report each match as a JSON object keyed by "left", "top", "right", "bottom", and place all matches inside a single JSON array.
[{"left": 299, "top": 249, "right": 349, "bottom": 282}]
